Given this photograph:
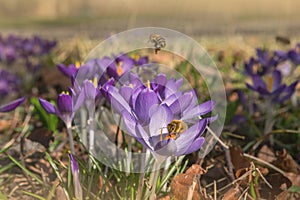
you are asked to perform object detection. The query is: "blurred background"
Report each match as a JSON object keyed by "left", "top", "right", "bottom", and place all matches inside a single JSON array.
[{"left": 1, "top": 0, "right": 300, "bottom": 39}]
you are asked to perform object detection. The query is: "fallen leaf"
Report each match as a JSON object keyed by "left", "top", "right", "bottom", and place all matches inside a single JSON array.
[
  {"left": 257, "top": 145, "right": 276, "bottom": 163},
  {"left": 230, "top": 146, "right": 250, "bottom": 172},
  {"left": 284, "top": 172, "right": 300, "bottom": 186},
  {"left": 222, "top": 185, "right": 241, "bottom": 200},
  {"left": 186, "top": 164, "right": 206, "bottom": 175},
  {"left": 170, "top": 164, "right": 208, "bottom": 200},
  {"left": 273, "top": 149, "right": 300, "bottom": 174},
  {"left": 170, "top": 173, "right": 202, "bottom": 200}
]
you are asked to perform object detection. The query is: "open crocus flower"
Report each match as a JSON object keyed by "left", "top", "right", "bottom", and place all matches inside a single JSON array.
[
  {"left": 244, "top": 48, "right": 283, "bottom": 77},
  {"left": 106, "top": 53, "right": 136, "bottom": 80},
  {"left": 246, "top": 70, "right": 298, "bottom": 104},
  {"left": 106, "top": 73, "right": 215, "bottom": 159},
  {"left": 0, "top": 97, "right": 25, "bottom": 112},
  {"left": 39, "top": 91, "right": 85, "bottom": 128}
]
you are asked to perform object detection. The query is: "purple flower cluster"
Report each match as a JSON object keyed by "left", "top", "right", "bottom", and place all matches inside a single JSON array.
[
  {"left": 106, "top": 72, "right": 215, "bottom": 158},
  {"left": 57, "top": 53, "right": 148, "bottom": 81},
  {"left": 243, "top": 47, "right": 298, "bottom": 104},
  {"left": 0, "top": 34, "right": 56, "bottom": 73},
  {"left": 40, "top": 52, "right": 214, "bottom": 157}
]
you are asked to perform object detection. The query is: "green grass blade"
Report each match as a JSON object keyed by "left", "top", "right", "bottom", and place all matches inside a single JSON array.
[
  {"left": 22, "top": 191, "right": 46, "bottom": 200},
  {"left": 0, "top": 162, "right": 15, "bottom": 174},
  {"left": 45, "top": 152, "right": 63, "bottom": 183},
  {"left": 8, "top": 155, "right": 45, "bottom": 186}
]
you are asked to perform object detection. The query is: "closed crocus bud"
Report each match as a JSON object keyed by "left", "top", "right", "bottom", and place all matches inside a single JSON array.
[
  {"left": 69, "top": 154, "right": 82, "bottom": 200},
  {"left": 0, "top": 97, "right": 25, "bottom": 112}
]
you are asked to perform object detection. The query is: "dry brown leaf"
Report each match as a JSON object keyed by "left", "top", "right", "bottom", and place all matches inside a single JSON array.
[
  {"left": 257, "top": 145, "right": 276, "bottom": 163},
  {"left": 230, "top": 146, "right": 250, "bottom": 172},
  {"left": 284, "top": 172, "right": 300, "bottom": 186},
  {"left": 170, "top": 164, "right": 207, "bottom": 200},
  {"left": 158, "top": 195, "right": 171, "bottom": 200},
  {"left": 170, "top": 173, "right": 202, "bottom": 200},
  {"left": 273, "top": 149, "right": 300, "bottom": 174},
  {"left": 222, "top": 185, "right": 241, "bottom": 200},
  {"left": 186, "top": 164, "right": 206, "bottom": 175}
]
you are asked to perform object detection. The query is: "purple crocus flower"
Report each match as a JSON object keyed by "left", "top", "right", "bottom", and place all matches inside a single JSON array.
[
  {"left": 106, "top": 53, "right": 135, "bottom": 80},
  {"left": 287, "top": 45, "right": 300, "bottom": 65},
  {"left": 106, "top": 73, "right": 215, "bottom": 159},
  {"left": 0, "top": 97, "right": 25, "bottom": 112},
  {"left": 39, "top": 91, "right": 85, "bottom": 128},
  {"left": 57, "top": 63, "right": 79, "bottom": 78},
  {"left": 69, "top": 154, "right": 82, "bottom": 200},
  {"left": 246, "top": 70, "right": 298, "bottom": 103}
]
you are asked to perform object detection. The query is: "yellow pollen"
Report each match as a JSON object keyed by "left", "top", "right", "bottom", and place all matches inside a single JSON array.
[
  {"left": 131, "top": 54, "right": 140, "bottom": 61},
  {"left": 147, "top": 80, "right": 150, "bottom": 89},
  {"left": 75, "top": 61, "right": 81, "bottom": 69},
  {"left": 160, "top": 128, "right": 163, "bottom": 142},
  {"left": 267, "top": 76, "right": 273, "bottom": 92},
  {"left": 129, "top": 83, "right": 133, "bottom": 88},
  {"left": 117, "top": 62, "right": 123, "bottom": 76},
  {"left": 93, "top": 77, "right": 98, "bottom": 88},
  {"left": 61, "top": 91, "right": 69, "bottom": 95}
]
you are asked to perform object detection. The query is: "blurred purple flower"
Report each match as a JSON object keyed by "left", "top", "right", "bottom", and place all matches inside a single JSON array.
[
  {"left": 246, "top": 70, "right": 298, "bottom": 103},
  {"left": 0, "top": 97, "right": 25, "bottom": 112},
  {"left": 0, "top": 69, "right": 20, "bottom": 96},
  {"left": 106, "top": 73, "right": 215, "bottom": 159},
  {"left": 0, "top": 44, "right": 17, "bottom": 63}
]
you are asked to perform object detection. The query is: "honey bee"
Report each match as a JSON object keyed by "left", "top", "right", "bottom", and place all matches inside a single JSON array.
[
  {"left": 149, "top": 34, "right": 166, "bottom": 54},
  {"left": 160, "top": 119, "right": 188, "bottom": 141}
]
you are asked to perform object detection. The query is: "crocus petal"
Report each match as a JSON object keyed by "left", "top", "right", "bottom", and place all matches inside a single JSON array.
[
  {"left": 73, "top": 88, "right": 85, "bottom": 111},
  {"left": 149, "top": 104, "right": 173, "bottom": 137},
  {"left": 57, "top": 94, "right": 73, "bottom": 113},
  {"left": 277, "top": 81, "right": 298, "bottom": 103},
  {"left": 119, "top": 86, "right": 133, "bottom": 103},
  {"left": 57, "top": 63, "right": 77, "bottom": 77},
  {"left": 107, "top": 85, "right": 132, "bottom": 114},
  {"left": 181, "top": 137, "right": 205, "bottom": 155},
  {"left": 272, "top": 70, "right": 282, "bottom": 91},
  {"left": 169, "top": 91, "right": 194, "bottom": 116},
  {"left": 154, "top": 138, "right": 177, "bottom": 157},
  {"left": 0, "top": 97, "right": 25, "bottom": 112},
  {"left": 134, "top": 88, "right": 159, "bottom": 125},
  {"left": 252, "top": 75, "right": 267, "bottom": 90},
  {"left": 39, "top": 98, "right": 57, "bottom": 114},
  {"left": 182, "top": 100, "right": 215, "bottom": 120},
  {"left": 135, "top": 123, "right": 152, "bottom": 150},
  {"left": 69, "top": 154, "right": 83, "bottom": 200},
  {"left": 83, "top": 80, "right": 97, "bottom": 100},
  {"left": 174, "top": 119, "right": 207, "bottom": 155}
]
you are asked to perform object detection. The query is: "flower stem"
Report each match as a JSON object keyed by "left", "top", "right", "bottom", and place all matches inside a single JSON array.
[
  {"left": 149, "top": 159, "right": 163, "bottom": 200},
  {"left": 88, "top": 117, "right": 95, "bottom": 154},
  {"left": 136, "top": 147, "right": 146, "bottom": 200},
  {"left": 264, "top": 99, "right": 275, "bottom": 145},
  {"left": 67, "top": 125, "right": 75, "bottom": 155}
]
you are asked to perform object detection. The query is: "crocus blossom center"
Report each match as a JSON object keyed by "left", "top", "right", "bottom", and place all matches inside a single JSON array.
[
  {"left": 117, "top": 62, "right": 123, "bottom": 76},
  {"left": 62, "top": 91, "right": 70, "bottom": 95},
  {"left": 75, "top": 61, "right": 81, "bottom": 69},
  {"left": 93, "top": 77, "right": 98, "bottom": 88},
  {"left": 267, "top": 75, "right": 273, "bottom": 92}
]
